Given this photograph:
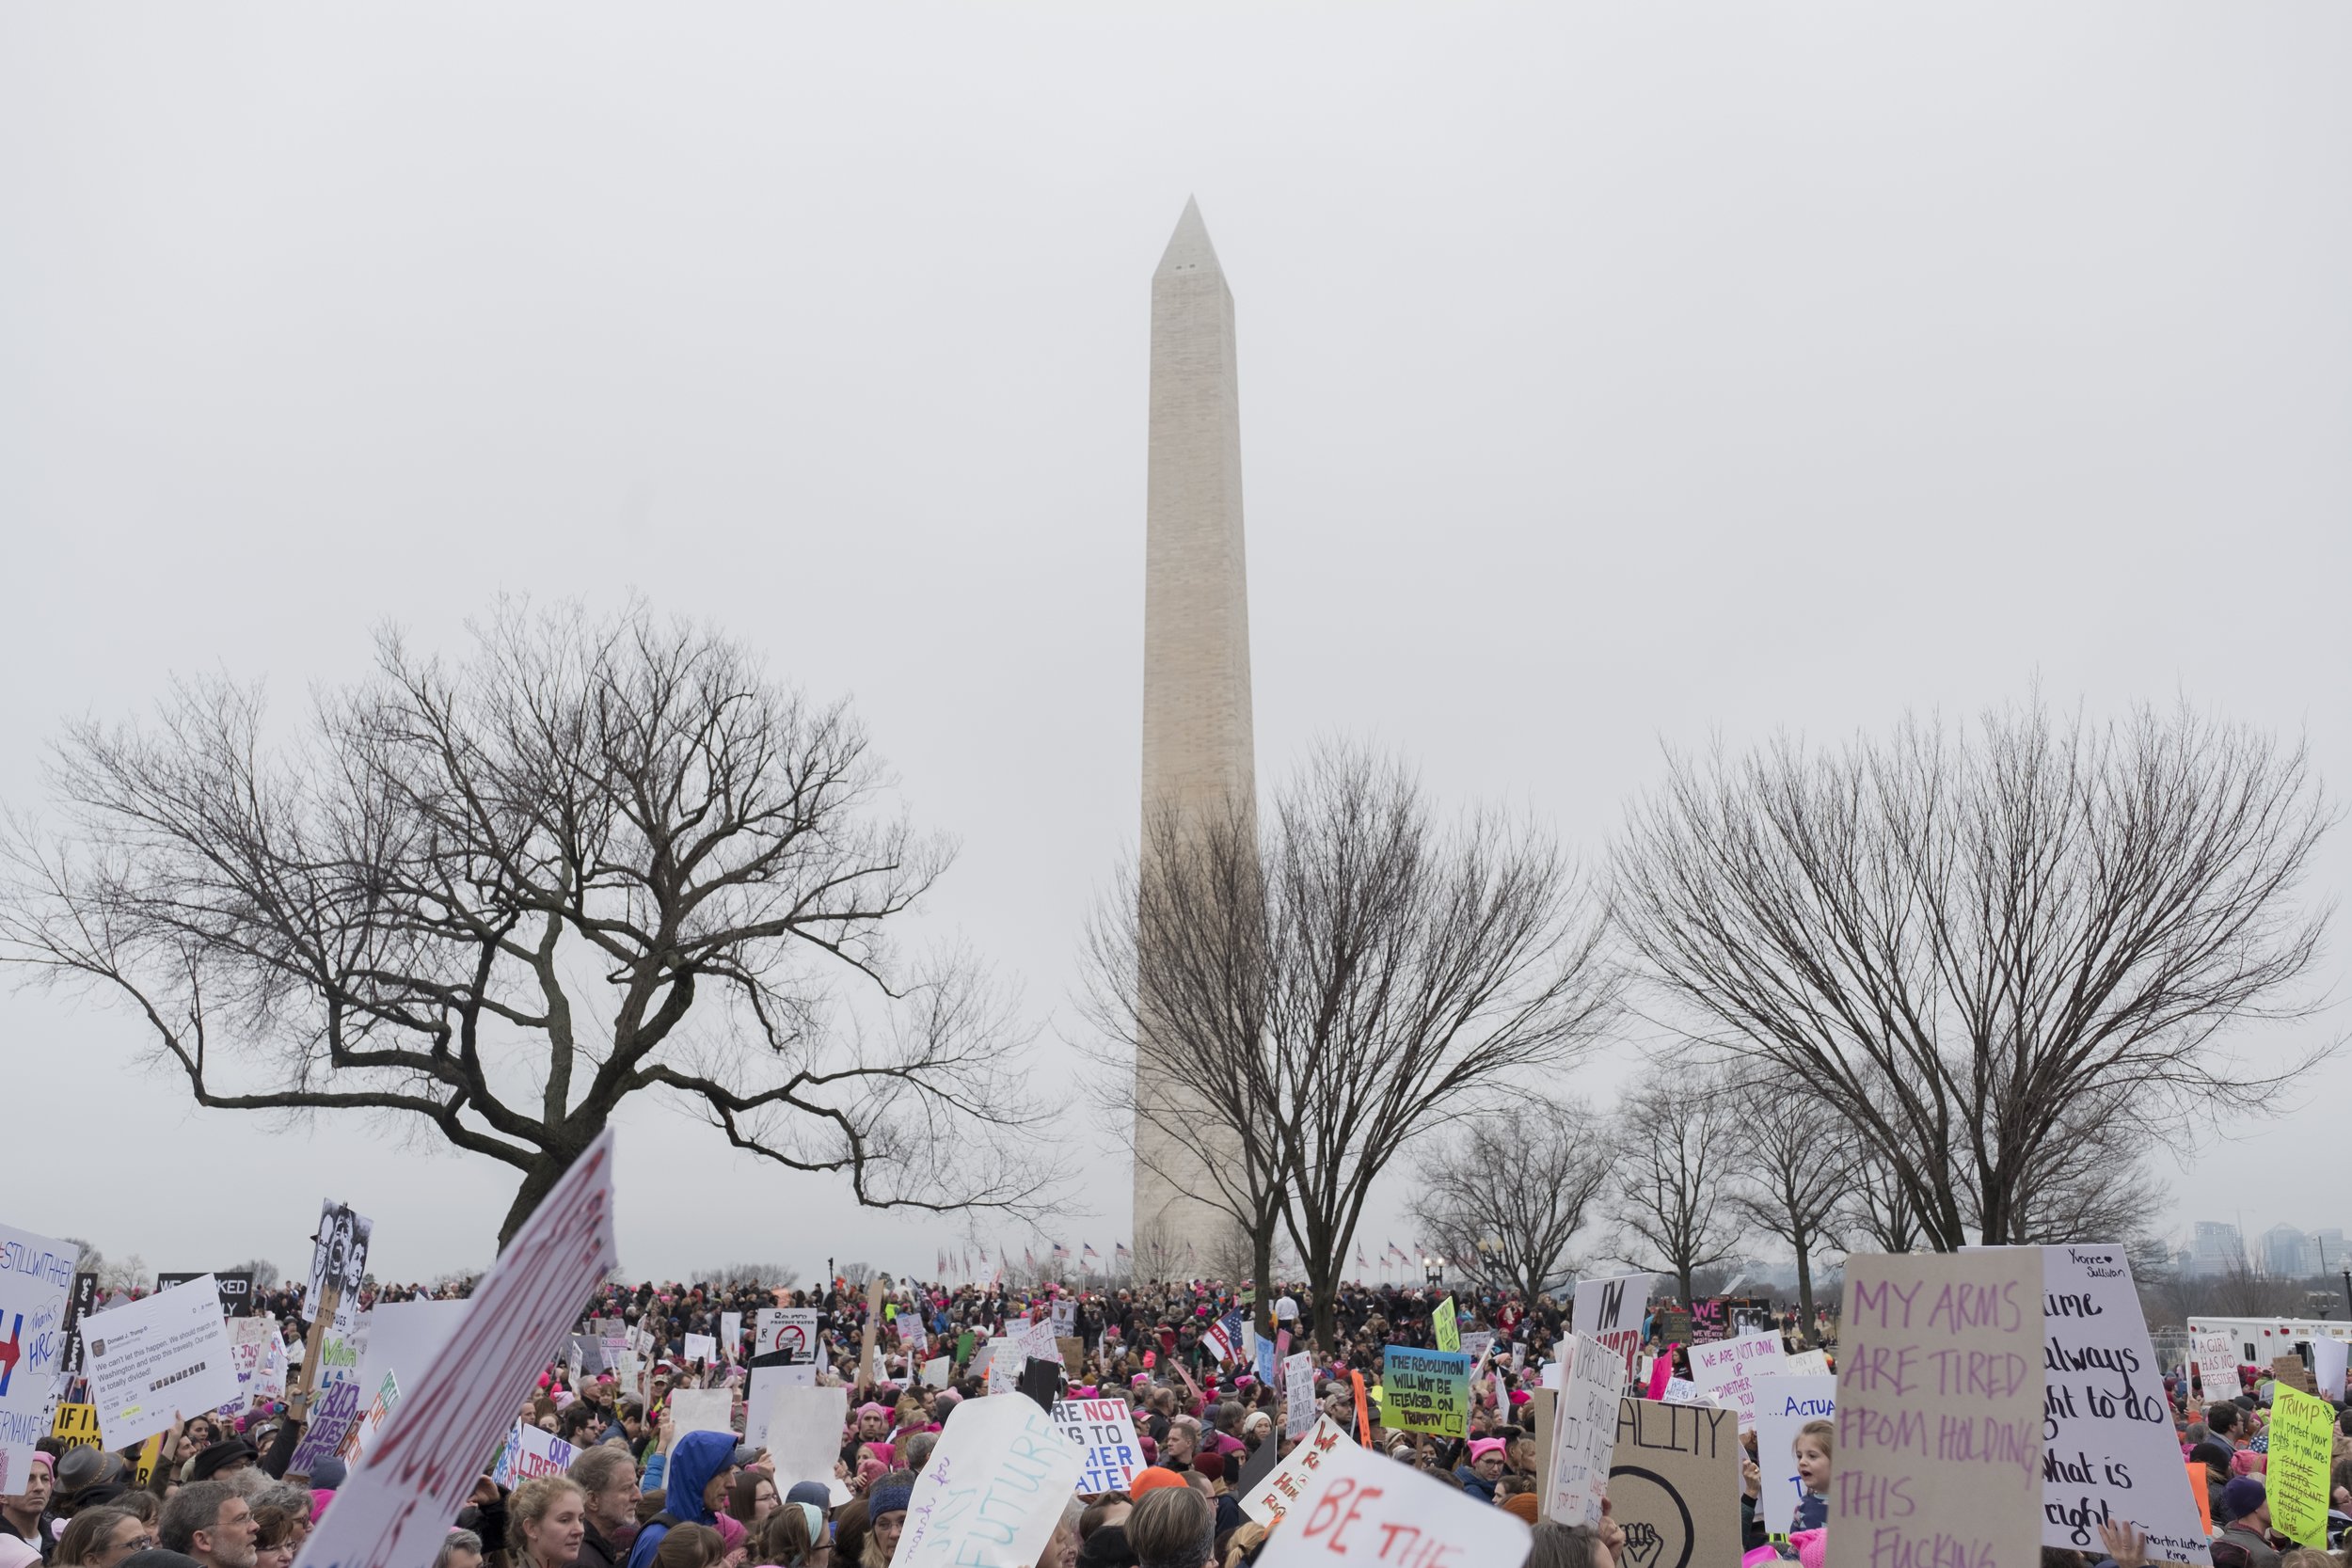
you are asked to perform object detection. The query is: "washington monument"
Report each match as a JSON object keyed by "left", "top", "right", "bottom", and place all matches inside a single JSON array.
[{"left": 1134, "top": 197, "right": 1255, "bottom": 1271}]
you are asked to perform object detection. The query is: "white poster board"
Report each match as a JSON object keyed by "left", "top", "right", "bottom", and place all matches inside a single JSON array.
[
  {"left": 765, "top": 1386, "right": 850, "bottom": 1487},
  {"left": 685, "top": 1333, "right": 717, "bottom": 1365},
  {"left": 1572, "top": 1272, "right": 1649, "bottom": 1388},
  {"left": 1240, "top": 1415, "right": 1354, "bottom": 1527},
  {"left": 1686, "top": 1329, "right": 1788, "bottom": 1431},
  {"left": 720, "top": 1312, "right": 742, "bottom": 1358},
  {"left": 757, "top": 1307, "right": 820, "bottom": 1362},
  {"left": 2191, "top": 1332, "right": 2240, "bottom": 1403},
  {"left": 355, "top": 1299, "right": 470, "bottom": 1407},
  {"left": 2313, "top": 1338, "right": 2348, "bottom": 1402},
  {"left": 1544, "top": 1330, "right": 1621, "bottom": 1527},
  {"left": 1750, "top": 1372, "right": 1836, "bottom": 1537},
  {"left": 896, "top": 1395, "right": 1085, "bottom": 1568},
  {"left": 1283, "top": 1352, "right": 1317, "bottom": 1439},
  {"left": 0, "top": 1223, "right": 77, "bottom": 1492},
  {"left": 670, "top": 1387, "right": 734, "bottom": 1438},
  {"left": 744, "top": 1360, "right": 818, "bottom": 1447},
  {"left": 82, "top": 1273, "right": 240, "bottom": 1447},
  {"left": 1051, "top": 1397, "right": 1143, "bottom": 1495},
  {"left": 1258, "top": 1431, "right": 1531, "bottom": 1568}
]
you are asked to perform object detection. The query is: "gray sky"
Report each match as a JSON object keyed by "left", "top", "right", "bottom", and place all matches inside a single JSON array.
[{"left": 5, "top": 4, "right": 2346, "bottom": 1287}]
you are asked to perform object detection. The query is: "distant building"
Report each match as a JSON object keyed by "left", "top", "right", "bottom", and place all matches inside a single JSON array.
[
  {"left": 2185, "top": 1221, "right": 2246, "bottom": 1278},
  {"left": 2260, "top": 1223, "right": 2314, "bottom": 1278}
]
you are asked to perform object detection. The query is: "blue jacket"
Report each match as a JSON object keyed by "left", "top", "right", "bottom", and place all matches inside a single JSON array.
[{"left": 623, "top": 1430, "right": 737, "bottom": 1568}]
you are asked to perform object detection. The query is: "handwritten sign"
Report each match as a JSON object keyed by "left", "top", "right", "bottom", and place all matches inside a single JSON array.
[
  {"left": 1380, "top": 1347, "right": 1470, "bottom": 1439},
  {"left": 2265, "top": 1386, "right": 2332, "bottom": 1549},
  {"left": 0, "top": 1224, "right": 79, "bottom": 1492},
  {"left": 338, "top": 1371, "right": 402, "bottom": 1467},
  {"left": 1751, "top": 1373, "right": 1835, "bottom": 1539},
  {"left": 1255, "top": 1429, "right": 1531, "bottom": 1568},
  {"left": 293, "top": 1129, "right": 618, "bottom": 1568},
  {"left": 1283, "top": 1352, "right": 1317, "bottom": 1440},
  {"left": 2024, "top": 1245, "right": 2211, "bottom": 1566},
  {"left": 1686, "top": 1330, "right": 1787, "bottom": 1431},
  {"left": 1433, "top": 1295, "right": 1460, "bottom": 1353},
  {"left": 82, "top": 1272, "right": 240, "bottom": 1448},
  {"left": 1050, "top": 1398, "right": 1142, "bottom": 1494},
  {"left": 2189, "top": 1333, "right": 2238, "bottom": 1403},
  {"left": 1545, "top": 1331, "right": 1622, "bottom": 1527},
  {"left": 895, "top": 1394, "right": 1085, "bottom": 1568},
  {"left": 291, "top": 1377, "right": 363, "bottom": 1475},
  {"left": 1574, "top": 1273, "right": 1648, "bottom": 1388},
  {"left": 1609, "top": 1399, "right": 1739, "bottom": 1568},
  {"left": 1240, "top": 1415, "right": 1353, "bottom": 1526},
  {"left": 1828, "top": 1252, "right": 2042, "bottom": 1568}
]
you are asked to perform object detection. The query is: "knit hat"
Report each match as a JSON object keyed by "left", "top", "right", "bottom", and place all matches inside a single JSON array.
[
  {"left": 1129, "top": 1466, "right": 1187, "bottom": 1497},
  {"left": 2220, "top": 1475, "right": 2266, "bottom": 1522},
  {"left": 1194, "top": 1451, "right": 1224, "bottom": 1481},
  {"left": 869, "top": 1481, "right": 914, "bottom": 1521},
  {"left": 1502, "top": 1494, "right": 1539, "bottom": 1524},
  {"left": 785, "top": 1481, "right": 834, "bottom": 1513},
  {"left": 1467, "top": 1438, "right": 1507, "bottom": 1464},
  {"left": 309, "top": 1456, "right": 349, "bottom": 1491},
  {"left": 1791, "top": 1531, "right": 1827, "bottom": 1568}
]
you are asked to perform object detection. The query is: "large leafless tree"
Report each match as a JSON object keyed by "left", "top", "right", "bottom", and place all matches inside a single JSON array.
[
  {"left": 1609, "top": 1073, "right": 1740, "bottom": 1305},
  {"left": 1611, "top": 699, "right": 2334, "bottom": 1252},
  {"left": 1407, "top": 1098, "right": 1614, "bottom": 1300},
  {"left": 1716, "top": 1067, "right": 1856, "bottom": 1337},
  {"left": 2, "top": 601, "right": 1056, "bottom": 1245},
  {"left": 1085, "top": 744, "right": 1618, "bottom": 1344}
]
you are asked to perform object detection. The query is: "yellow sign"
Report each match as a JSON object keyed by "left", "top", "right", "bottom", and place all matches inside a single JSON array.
[
  {"left": 134, "top": 1433, "right": 164, "bottom": 1488},
  {"left": 2267, "top": 1386, "right": 2333, "bottom": 1547},
  {"left": 51, "top": 1403, "right": 103, "bottom": 1450},
  {"left": 1433, "top": 1295, "right": 1460, "bottom": 1354}
]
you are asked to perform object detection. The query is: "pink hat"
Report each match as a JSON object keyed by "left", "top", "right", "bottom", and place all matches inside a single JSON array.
[
  {"left": 1468, "top": 1438, "right": 1507, "bottom": 1463},
  {"left": 856, "top": 1402, "right": 890, "bottom": 1418},
  {"left": 1791, "top": 1531, "right": 1826, "bottom": 1568},
  {"left": 713, "top": 1513, "right": 747, "bottom": 1553}
]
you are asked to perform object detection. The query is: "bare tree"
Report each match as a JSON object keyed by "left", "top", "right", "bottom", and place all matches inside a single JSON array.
[
  {"left": 698, "top": 1262, "right": 803, "bottom": 1291},
  {"left": 1, "top": 601, "right": 1058, "bottom": 1246},
  {"left": 230, "top": 1257, "right": 284, "bottom": 1290},
  {"left": 1841, "top": 1145, "right": 1925, "bottom": 1256},
  {"left": 1085, "top": 744, "right": 1617, "bottom": 1344},
  {"left": 1611, "top": 699, "right": 2334, "bottom": 1252},
  {"left": 1717, "top": 1067, "right": 1856, "bottom": 1338},
  {"left": 1610, "top": 1074, "right": 1740, "bottom": 1305},
  {"left": 1977, "top": 1089, "right": 2168, "bottom": 1248},
  {"left": 1407, "top": 1099, "right": 1613, "bottom": 1299}
]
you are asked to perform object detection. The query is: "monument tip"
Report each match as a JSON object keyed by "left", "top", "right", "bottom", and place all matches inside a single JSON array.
[{"left": 1154, "top": 196, "right": 1223, "bottom": 280}]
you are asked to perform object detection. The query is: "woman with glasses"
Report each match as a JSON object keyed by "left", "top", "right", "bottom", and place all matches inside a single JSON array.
[
  {"left": 251, "top": 1503, "right": 305, "bottom": 1568},
  {"left": 53, "top": 1506, "right": 151, "bottom": 1568}
]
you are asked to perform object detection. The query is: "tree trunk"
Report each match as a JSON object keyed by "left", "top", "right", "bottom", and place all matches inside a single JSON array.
[
  {"left": 497, "top": 1148, "right": 575, "bottom": 1251},
  {"left": 1793, "top": 1236, "right": 1815, "bottom": 1346},
  {"left": 1677, "top": 1263, "right": 1695, "bottom": 1306}
]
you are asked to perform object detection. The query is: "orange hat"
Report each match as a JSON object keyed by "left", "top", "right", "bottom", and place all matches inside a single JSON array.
[
  {"left": 1502, "top": 1494, "right": 1539, "bottom": 1524},
  {"left": 1130, "top": 1466, "right": 1188, "bottom": 1497}
]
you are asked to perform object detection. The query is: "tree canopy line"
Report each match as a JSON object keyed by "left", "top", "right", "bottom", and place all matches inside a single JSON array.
[{"left": 2, "top": 603, "right": 2335, "bottom": 1324}]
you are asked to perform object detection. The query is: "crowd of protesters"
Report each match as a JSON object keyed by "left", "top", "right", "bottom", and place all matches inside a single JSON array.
[{"left": 9, "top": 1267, "right": 2351, "bottom": 1568}]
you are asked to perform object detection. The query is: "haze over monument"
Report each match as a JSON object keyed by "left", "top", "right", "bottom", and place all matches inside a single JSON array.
[{"left": 1134, "top": 198, "right": 1256, "bottom": 1267}]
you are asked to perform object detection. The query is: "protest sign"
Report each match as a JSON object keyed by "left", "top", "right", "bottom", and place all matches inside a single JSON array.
[
  {"left": 1573, "top": 1272, "right": 1648, "bottom": 1387},
  {"left": 2265, "top": 1386, "right": 2332, "bottom": 1549},
  {"left": 216, "top": 1315, "right": 280, "bottom": 1417},
  {"left": 1609, "top": 1399, "right": 1740, "bottom": 1568},
  {"left": 1785, "top": 1349, "right": 1830, "bottom": 1376},
  {"left": 1255, "top": 1429, "right": 1531, "bottom": 1568},
  {"left": 307, "top": 1201, "right": 373, "bottom": 1335},
  {"left": 757, "top": 1307, "right": 820, "bottom": 1362},
  {"left": 2312, "top": 1337, "right": 2347, "bottom": 1402},
  {"left": 58, "top": 1270, "right": 99, "bottom": 1381},
  {"left": 1686, "top": 1329, "right": 1788, "bottom": 1431},
  {"left": 1433, "top": 1295, "right": 1460, "bottom": 1353},
  {"left": 1051, "top": 1397, "right": 1144, "bottom": 1494},
  {"left": 293, "top": 1128, "right": 617, "bottom": 1568},
  {"left": 0, "top": 1222, "right": 79, "bottom": 1491},
  {"left": 1380, "top": 1347, "right": 1470, "bottom": 1439},
  {"left": 895, "top": 1394, "right": 1086, "bottom": 1568},
  {"left": 491, "top": 1422, "right": 578, "bottom": 1488},
  {"left": 156, "top": 1272, "right": 257, "bottom": 1320},
  {"left": 1827, "top": 1252, "right": 2042, "bottom": 1568},
  {"left": 339, "top": 1371, "right": 401, "bottom": 1467},
  {"left": 1461, "top": 1330, "right": 1494, "bottom": 1362},
  {"left": 920, "top": 1354, "right": 951, "bottom": 1386},
  {"left": 1283, "top": 1352, "right": 1317, "bottom": 1439},
  {"left": 743, "top": 1354, "right": 818, "bottom": 1448},
  {"left": 685, "top": 1333, "right": 717, "bottom": 1365},
  {"left": 50, "top": 1403, "right": 102, "bottom": 1452},
  {"left": 1239, "top": 1415, "right": 1354, "bottom": 1527},
  {"left": 671, "top": 1387, "right": 733, "bottom": 1437},
  {"left": 720, "top": 1311, "right": 742, "bottom": 1358},
  {"left": 2190, "top": 1332, "right": 2238, "bottom": 1402},
  {"left": 1012, "top": 1317, "right": 1062, "bottom": 1368},
  {"left": 985, "top": 1338, "right": 1028, "bottom": 1395},
  {"left": 356, "top": 1300, "right": 469, "bottom": 1411},
  {"left": 766, "top": 1386, "right": 849, "bottom": 1486},
  {"left": 2023, "top": 1244, "right": 2212, "bottom": 1566},
  {"left": 291, "top": 1376, "right": 364, "bottom": 1475},
  {"left": 2269, "top": 1354, "right": 2313, "bottom": 1396},
  {"left": 1544, "top": 1331, "right": 1620, "bottom": 1527},
  {"left": 1055, "top": 1337, "right": 1085, "bottom": 1372},
  {"left": 82, "top": 1272, "right": 240, "bottom": 1448},
  {"left": 1750, "top": 1373, "right": 1835, "bottom": 1539},
  {"left": 1051, "top": 1298, "right": 1076, "bottom": 1336}
]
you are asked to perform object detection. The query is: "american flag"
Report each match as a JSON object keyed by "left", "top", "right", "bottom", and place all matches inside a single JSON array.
[
  {"left": 1082, "top": 1243, "right": 1100, "bottom": 1263},
  {"left": 1025, "top": 1245, "right": 1037, "bottom": 1271},
  {"left": 1387, "top": 1242, "right": 1409, "bottom": 1262},
  {"left": 1051, "top": 1242, "right": 1070, "bottom": 1260},
  {"left": 1201, "top": 1307, "right": 1248, "bottom": 1365},
  {"left": 1115, "top": 1242, "right": 1131, "bottom": 1261}
]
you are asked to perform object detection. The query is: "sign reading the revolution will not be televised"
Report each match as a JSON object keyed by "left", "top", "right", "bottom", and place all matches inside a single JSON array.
[{"left": 1381, "top": 1347, "right": 1470, "bottom": 1439}]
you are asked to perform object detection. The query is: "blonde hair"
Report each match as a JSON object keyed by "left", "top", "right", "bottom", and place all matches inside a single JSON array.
[
  {"left": 509, "top": 1476, "right": 585, "bottom": 1564},
  {"left": 1796, "top": 1418, "right": 1833, "bottom": 1460}
]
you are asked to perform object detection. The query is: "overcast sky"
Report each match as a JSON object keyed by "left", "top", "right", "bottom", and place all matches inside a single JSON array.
[{"left": 5, "top": 5, "right": 2347, "bottom": 1287}]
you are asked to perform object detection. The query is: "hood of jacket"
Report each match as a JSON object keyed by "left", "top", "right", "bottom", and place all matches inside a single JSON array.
[{"left": 664, "top": 1429, "right": 738, "bottom": 1526}]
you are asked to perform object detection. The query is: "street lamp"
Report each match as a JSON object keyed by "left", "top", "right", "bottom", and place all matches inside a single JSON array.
[
  {"left": 1423, "top": 1257, "right": 1443, "bottom": 1288},
  {"left": 2341, "top": 1267, "right": 2350, "bottom": 1321}
]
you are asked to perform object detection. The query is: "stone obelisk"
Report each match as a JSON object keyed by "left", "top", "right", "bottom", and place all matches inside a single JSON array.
[{"left": 1134, "top": 198, "right": 1255, "bottom": 1275}]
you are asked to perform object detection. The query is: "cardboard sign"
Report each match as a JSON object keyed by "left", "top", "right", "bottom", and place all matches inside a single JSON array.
[
  {"left": 2265, "top": 1386, "right": 2332, "bottom": 1549},
  {"left": 307, "top": 1200, "right": 373, "bottom": 1336},
  {"left": 671, "top": 1386, "right": 734, "bottom": 1437},
  {"left": 1380, "top": 1347, "right": 1470, "bottom": 1439},
  {"left": 1828, "top": 1252, "right": 2042, "bottom": 1568},
  {"left": 82, "top": 1272, "right": 241, "bottom": 1448},
  {"left": 1686, "top": 1329, "right": 1787, "bottom": 1431},
  {"left": 757, "top": 1307, "right": 820, "bottom": 1362},
  {"left": 1573, "top": 1273, "right": 1649, "bottom": 1388},
  {"left": 1255, "top": 1431, "right": 1532, "bottom": 1568},
  {"left": 1240, "top": 1415, "right": 1355, "bottom": 1527},
  {"left": 2026, "top": 1245, "right": 2211, "bottom": 1566},
  {"left": 0, "top": 1224, "right": 80, "bottom": 1490},
  {"left": 293, "top": 1130, "right": 617, "bottom": 1568},
  {"left": 1283, "top": 1352, "right": 1317, "bottom": 1440},
  {"left": 1750, "top": 1373, "right": 1836, "bottom": 1539},
  {"left": 1051, "top": 1397, "right": 1143, "bottom": 1494},
  {"left": 1609, "top": 1399, "right": 1740, "bottom": 1568},
  {"left": 894, "top": 1394, "right": 1086, "bottom": 1568},
  {"left": 765, "top": 1386, "right": 849, "bottom": 1487},
  {"left": 1055, "top": 1337, "right": 1086, "bottom": 1373},
  {"left": 2269, "top": 1354, "right": 2314, "bottom": 1397},
  {"left": 1546, "top": 1331, "right": 1622, "bottom": 1527}
]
